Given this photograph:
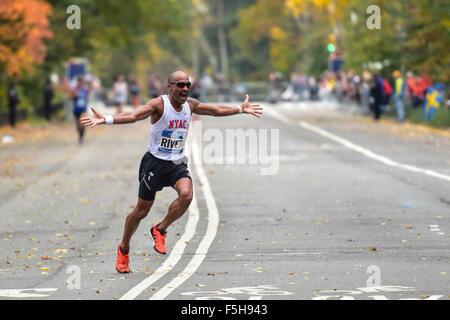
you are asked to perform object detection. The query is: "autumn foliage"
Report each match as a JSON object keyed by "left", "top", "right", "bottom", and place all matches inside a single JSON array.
[{"left": 0, "top": 0, "right": 53, "bottom": 76}]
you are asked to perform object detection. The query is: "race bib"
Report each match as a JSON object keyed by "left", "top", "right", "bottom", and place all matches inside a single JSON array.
[
  {"left": 76, "top": 98, "right": 86, "bottom": 108},
  {"left": 158, "top": 129, "right": 187, "bottom": 154}
]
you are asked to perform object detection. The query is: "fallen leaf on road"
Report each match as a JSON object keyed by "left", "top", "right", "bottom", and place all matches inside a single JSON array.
[
  {"left": 40, "top": 266, "right": 50, "bottom": 271},
  {"left": 403, "top": 226, "right": 413, "bottom": 229},
  {"left": 369, "top": 247, "right": 377, "bottom": 251},
  {"left": 41, "top": 255, "right": 52, "bottom": 260}
]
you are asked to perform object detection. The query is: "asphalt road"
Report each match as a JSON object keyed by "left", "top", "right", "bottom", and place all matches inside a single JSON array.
[{"left": 0, "top": 101, "right": 448, "bottom": 301}]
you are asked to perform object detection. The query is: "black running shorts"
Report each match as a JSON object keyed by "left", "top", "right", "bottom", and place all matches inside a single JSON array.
[{"left": 138, "top": 152, "right": 191, "bottom": 201}]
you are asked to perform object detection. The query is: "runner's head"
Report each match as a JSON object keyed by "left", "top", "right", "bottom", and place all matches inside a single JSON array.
[
  {"left": 168, "top": 71, "right": 190, "bottom": 104},
  {"left": 77, "top": 76, "right": 84, "bottom": 87}
]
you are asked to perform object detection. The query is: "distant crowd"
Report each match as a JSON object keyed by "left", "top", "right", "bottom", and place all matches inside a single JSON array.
[
  {"left": 321, "top": 70, "right": 447, "bottom": 122},
  {"left": 5, "top": 68, "right": 447, "bottom": 129},
  {"left": 272, "top": 69, "right": 447, "bottom": 123}
]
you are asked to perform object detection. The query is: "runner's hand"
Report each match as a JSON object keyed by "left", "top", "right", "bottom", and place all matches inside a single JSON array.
[
  {"left": 241, "top": 95, "right": 263, "bottom": 118},
  {"left": 80, "top": 107, "right": 106, "bottom": 127}
]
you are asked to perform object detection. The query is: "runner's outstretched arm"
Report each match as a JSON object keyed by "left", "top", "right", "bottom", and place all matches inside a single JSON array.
[
  {"left": 80, "top": 98, "right": 159, "bottom": 127},
  {"left": 189, "top": 95, "right": 263, "bottom": 118}
]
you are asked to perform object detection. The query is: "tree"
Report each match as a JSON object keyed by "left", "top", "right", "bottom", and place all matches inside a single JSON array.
[
  {"left": 0, "top": 0, "right": 53, "bottom": 76},
  {"left": 231, "top": 0, "right": 338, "bottom": 79},
  {"left": 403, "top": 0, "right": 450, "bottom": 82}
]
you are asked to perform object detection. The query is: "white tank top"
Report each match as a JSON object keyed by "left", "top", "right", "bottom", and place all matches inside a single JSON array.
[{"left": 148, "top": 95, "right": 191, "bottom": 161}]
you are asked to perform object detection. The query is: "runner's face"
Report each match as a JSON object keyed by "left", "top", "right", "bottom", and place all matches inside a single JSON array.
[{"left": 169, "top": 76, "right": 190, "bottom": 104}]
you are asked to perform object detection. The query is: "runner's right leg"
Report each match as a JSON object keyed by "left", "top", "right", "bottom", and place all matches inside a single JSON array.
[
  {"left": 120, "top": 197, "right": 153, "bottom": 252},
  {"left": 75, "top": 113, "right": 85, "bottom": 143}
]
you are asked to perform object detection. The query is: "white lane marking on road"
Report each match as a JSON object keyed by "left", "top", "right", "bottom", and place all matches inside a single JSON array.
[
  {"left": 264, "top": 106, "right": 450, "bottom": 182},
  {"left": 119, "top": 196, "right": 200, "bottom": 300},
  {"left": 0, "top": 288, "right": 57, "bottom": 298},
  {"left": 429, "top": 224, "right": 445, "bottom": 236},
  {"left": 149, "top": 137, "right": 220, "bottom": 300}
]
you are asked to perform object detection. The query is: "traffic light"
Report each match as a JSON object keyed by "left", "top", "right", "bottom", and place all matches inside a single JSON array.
[
  {"left": 327, "top": 43, "right": 336, "bottom": 53},
  {"left": 327, "top": 34, "right": 336, "bottom": 53}
]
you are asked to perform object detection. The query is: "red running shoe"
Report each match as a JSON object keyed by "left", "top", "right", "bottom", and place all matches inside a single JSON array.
[
  {"left": 150, "top": 225, "right": 167, "bottom": 254},
  {"left": 116, "top": 244, "right": 130, "bottom": 273}
]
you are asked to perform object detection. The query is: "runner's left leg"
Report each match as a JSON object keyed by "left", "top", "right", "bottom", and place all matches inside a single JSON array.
[{"left": 157, "top": 177, "right": 193, "bottom": 232}]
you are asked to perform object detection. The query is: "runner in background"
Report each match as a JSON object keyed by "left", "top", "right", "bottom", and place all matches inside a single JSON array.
[{"left": 70, "top": 76, "right": 90, "bottom": 144}]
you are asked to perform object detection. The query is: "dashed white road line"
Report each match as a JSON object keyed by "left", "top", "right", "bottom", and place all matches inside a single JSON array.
[
  {"left": 264, "top": 106, "right": 450, "bottom": 182},
  {"left": 429, "top": 224, "right": 445, "bottom": 236},
  {"left": 149, "top": 137, "right": 220, "bottom": 300},
  {"left": 0, "top": 288, "right": 58, "bottom": 298}
]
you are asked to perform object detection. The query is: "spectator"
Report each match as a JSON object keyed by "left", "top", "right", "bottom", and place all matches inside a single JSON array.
[
  {"left": 369, "top": 75, "right": 383, "bottom": 120},
  {"left": 392, "top": 70, "right": 406, "bottom": 123},
  {"left": 411, "top": 74, "right": 425, "bottom": 108},
  {"left": 308, "top": 76, "right": 319, "bottom": 101},
  {"left": 43, "top": 77, "right": 54, "bottom": 121},
  {"left": 129, "top": 75, "right": 142, "bottom": 108},
  {"left": 114, "top": 75, "right": 128, "bottom": 114},
  {"left": 381, "top": 76, "right": 393, "bottom": 112},
  {"left": 8, "top": 74, "right": 20, "bottom": 127},
  {"left": 91, "top": 76, "right": 103, "bottom": 104},
  {"left": 189, "top": 74, "right": 201, "bottom": 100},
  {"left": 148, "top": 74, "right": 162, "bottom": 99},
  {"left": 423, "top": 82, "right": 445, "bottom": 121},
  {"left": 200, "top": 71, "right": 214, "bottom": 102}
]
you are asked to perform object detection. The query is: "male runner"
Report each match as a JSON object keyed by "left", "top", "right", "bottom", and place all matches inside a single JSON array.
[
  {"left": 71, "top": 76, "right": 89, "bottom": 144},
  {"left": 81, "top": 71, "right": 262, "bottom": 273}
]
